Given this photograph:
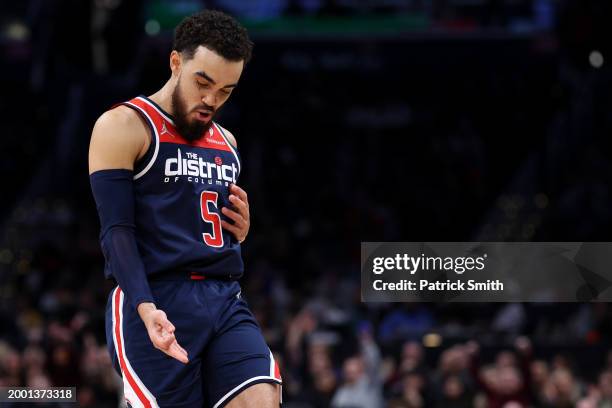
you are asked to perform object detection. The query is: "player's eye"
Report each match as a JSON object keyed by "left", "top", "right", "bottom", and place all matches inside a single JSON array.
[
  {"left": 197, "top": 81, "right": 210, "bottom": 89},
  {"left": 220, "top": 89, "right": 231, "bottom": 96}
]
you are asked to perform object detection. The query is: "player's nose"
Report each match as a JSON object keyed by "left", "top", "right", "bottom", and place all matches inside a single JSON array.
[{"left": 202, "top": 93, "right": 217, "bottom": 109}]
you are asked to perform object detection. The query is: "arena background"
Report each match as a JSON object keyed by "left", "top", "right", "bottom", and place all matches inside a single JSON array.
[{"left": 2, "top": 0, "right": 612, "bottom": 407}]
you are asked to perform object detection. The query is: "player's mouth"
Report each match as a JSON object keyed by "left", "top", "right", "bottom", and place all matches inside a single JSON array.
[{"left": 194, "top": 109, "right": 213, "bottom": 122}]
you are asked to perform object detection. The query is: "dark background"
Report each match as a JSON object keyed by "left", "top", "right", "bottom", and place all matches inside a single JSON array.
[{"left": 1, "top": 0, "right": 612, "bottom": 407}]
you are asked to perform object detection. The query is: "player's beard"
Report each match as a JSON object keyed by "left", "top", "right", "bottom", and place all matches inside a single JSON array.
[{"left": 171, "top": 81, "right": 215, "bottom": 142}]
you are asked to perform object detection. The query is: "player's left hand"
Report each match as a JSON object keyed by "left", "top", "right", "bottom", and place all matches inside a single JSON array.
[{"left": 221, "top": 184, "right": 250, "bottom": 243}]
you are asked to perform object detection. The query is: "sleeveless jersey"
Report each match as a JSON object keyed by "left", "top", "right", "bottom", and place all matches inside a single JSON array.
[{"left": 119, "top": 95, "right": 243, "bottom": 279}]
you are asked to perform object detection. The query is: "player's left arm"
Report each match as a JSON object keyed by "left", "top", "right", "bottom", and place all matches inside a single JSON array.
[
  {"left": 218, "top": 126, "right": 250, "bottom": 243},
  {"left": 219, "top": 124, "right": 238, "bottom": 149}
]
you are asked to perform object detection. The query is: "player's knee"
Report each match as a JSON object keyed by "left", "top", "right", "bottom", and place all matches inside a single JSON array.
[{"left": 225, "top": 382, "right": 280, "bottom": 408}]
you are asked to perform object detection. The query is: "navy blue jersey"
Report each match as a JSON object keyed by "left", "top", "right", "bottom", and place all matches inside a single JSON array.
[{"left": 111, "top": 95, "right": 243, "bottom": 280}]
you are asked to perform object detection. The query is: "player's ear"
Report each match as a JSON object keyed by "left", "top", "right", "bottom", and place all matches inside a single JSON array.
[{"left": 170, "top": 50, "right": 181, "bottom": 77}]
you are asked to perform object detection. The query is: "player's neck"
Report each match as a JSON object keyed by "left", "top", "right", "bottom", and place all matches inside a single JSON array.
[{"left": 147, "top": 80, "right": 175, "bottom": 117}]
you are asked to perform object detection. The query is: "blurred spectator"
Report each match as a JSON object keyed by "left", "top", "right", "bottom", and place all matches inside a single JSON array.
[
  {"left": 540, "top": 367, "right": 582, "bottom": 407},
  {"left": 599, "top": 370, "right": 612, "bottom": 407},
  {"left": 388, "top": 371, "right": 426, "bottom": 408},
  {"left": 436, "top": 375, "right": 473, "bottom": 408},
  {"left": 331, "top": 328, "right": 383, "bottom": 408},
  {"left": 470, "top": 338, "right": 533, "bottom": 408}
]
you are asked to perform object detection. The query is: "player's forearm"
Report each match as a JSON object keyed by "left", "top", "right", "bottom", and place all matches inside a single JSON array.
[
  {"left": 102, "top": 224, "right": 155, "bottom": 307},
  {"left": 91, "top": 169, "right": 155, "bottom": 309}
]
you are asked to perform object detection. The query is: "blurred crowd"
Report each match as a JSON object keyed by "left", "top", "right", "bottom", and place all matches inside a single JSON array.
[
  {"left": 1, "top": 204, "right": 612, "bottom": 407},
  {"left": 283, "top": 331, "right": 612, "bottom": 408},
  {"left": 2, "top": 238, "right": 612, "bottom": 408}
]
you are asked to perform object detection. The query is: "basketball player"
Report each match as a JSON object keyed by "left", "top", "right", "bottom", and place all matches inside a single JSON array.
[{"left": 89, "top": 10, "right": 281, "bottom": 408}]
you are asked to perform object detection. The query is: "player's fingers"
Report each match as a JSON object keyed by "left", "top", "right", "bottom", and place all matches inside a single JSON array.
[
  {"left": 162, "top": 321, "right": 176, "bottom": 334},
  {"left": 152, "top": 326, "right": 185, "bottom": 357},
  {"left": 152, "top": 309, "right": 176, "bottom": 332},
  {"left": 165, "top": 347, "right": 187, "bottom": 363},
  {"left": 153, "top": 311, "right": 171, "bottom": 328},
  {"left": 221, "top": 220, "right": 241, "bottom": 236},
  {"left": 222, "top": 217, "right": 247, "bottom": 232},
  {"left": 167, "top": 340, "right": 184, "bottom": 355},
  {"left": 228, "top": 195, "right": 248, "bottom": 216},
  {"left": 159, "top": 331, "right": 176, "bottom": 347},
  {"left": 168, "top": 341, "right": 189, "bottom": 363},
  {"left": 174, "top": 341, "right": 188, "bottom": 357},
  {"left": 221, "top": 207, "right": 245, "bottom": 226},
  {"left": 155, "top": 309, "right": 168, "bottom": 321},
  {"left": 152, "top": 336, "right": 173, "bottom": 352},
  {"left": 230, "top": 184, "right": 248, "bottom": 204}
]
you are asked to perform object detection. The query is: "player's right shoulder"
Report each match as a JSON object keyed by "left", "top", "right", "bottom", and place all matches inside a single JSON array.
[
  {"left": 93, "top": 105, "right": 146, "bottom": 137},
  {"left": 89, "top": 105, "right": 149, "bottom": 173}
]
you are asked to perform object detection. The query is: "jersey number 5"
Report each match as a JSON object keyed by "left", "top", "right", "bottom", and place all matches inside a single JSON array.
[{"left": 200, "top": 191, "right": 223, "bottom": 248}]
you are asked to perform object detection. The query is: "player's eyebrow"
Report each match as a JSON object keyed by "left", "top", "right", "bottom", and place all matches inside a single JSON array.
[{"left": 195, "top": 71, "right": 238, "bottom": 89}]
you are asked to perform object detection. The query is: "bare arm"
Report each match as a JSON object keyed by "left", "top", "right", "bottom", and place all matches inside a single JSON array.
[
  {"left": 216, "top": 123, "right": 237, "bottom": 148},
  {"left": 89, "top": 105, "right": 149, "bottom": 173}
]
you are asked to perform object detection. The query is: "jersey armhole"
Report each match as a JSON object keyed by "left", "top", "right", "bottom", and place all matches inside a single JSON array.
[
  {"left": 117, "top": 102, "right": 156, "bottom": 176},
  {"left": 214, "top": 123, "right": 238, "bottom": 151},
  {"left": 214, "top": 122, "right": 242, "bottom": 176}
]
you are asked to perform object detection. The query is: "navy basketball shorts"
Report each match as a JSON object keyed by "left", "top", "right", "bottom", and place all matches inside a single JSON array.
[{"left": 104, "top": 277, "right": 282, "bottom": 408}]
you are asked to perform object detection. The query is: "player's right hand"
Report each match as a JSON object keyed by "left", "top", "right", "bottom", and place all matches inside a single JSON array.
[{"left": 138, "top": 303, "right": 189, "bottom": 364}]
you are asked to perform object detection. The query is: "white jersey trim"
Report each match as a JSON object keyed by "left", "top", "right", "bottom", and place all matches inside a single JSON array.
[
  {"left": 124, "top": 101, "right": 160, "bottom": 181},
  {"left": 111, "top": 287, "right": 159, "bottom": 408},
  {"left": 212, "top": 376, "right": 282, "bottom": 408},
  {"left": 214, "top": 122, "right": 241, "bottom": 175},
  {"left": 270, "top": 349, "right": 283, "bottom": 404}
]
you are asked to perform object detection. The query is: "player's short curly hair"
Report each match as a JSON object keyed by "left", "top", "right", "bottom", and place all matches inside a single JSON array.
[{"left": 173, "top": 10, "right": 253, "bottom": 63}]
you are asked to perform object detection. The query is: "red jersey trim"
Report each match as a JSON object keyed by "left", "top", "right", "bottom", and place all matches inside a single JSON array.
[{"left": 131, "top": 97, "right": 233, "bottom": 152}]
